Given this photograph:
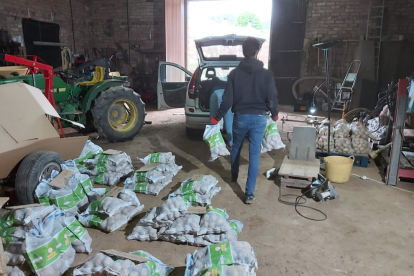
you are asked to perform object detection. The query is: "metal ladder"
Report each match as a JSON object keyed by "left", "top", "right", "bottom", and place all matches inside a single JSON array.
[{"left": 366, "top": 0, "right": 385, "bottom": 80}]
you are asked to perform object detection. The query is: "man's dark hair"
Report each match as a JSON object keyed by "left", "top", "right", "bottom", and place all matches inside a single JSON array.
[{"left": 242, "top": 37, "right": 262, "bottom": 58}]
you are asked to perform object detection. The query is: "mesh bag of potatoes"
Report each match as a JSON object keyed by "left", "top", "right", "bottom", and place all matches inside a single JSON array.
[
  {"left": 198, "top": 265, "right": 255, "bottom": 276},
  {"left": 185, "top": 241, "right": 258, "bottom": 276},
  {"left": 124, "top": 170, "right": 174, "bottom": 196},
  {"left": 203, "top": 124, "right": 230, "bottom": 162},
  {"left": 61, "top": 216, "right": 92, "bottom": 253},
  {"left": 127, "top": 223, "right": 159, "bottom": 241},
  {"left": 24, "top": 218, "right": 76, "bottom": 276},
  {"left": 333, "top": 120, "right": 351, "bottom": 138},
  {"left": 203, "top": 220, "right": 243, "bottom": 244},
  {"left": 5, "top": 266, "right": 26, "bottom": 276},
  {"left": 260, "top": 116, "right": 286, "bottom": 153},
  {"left": 198, "top": 206, "right": 230, "bottom": 235},
  {"left": 137, "top": 207, "right": 170, "bottom": 229},
  {"left": 129, "top": 250, "right": 175, "bottom": 276},
  {"left": 138, "top": 152, "right": 182, "bottom": 176},
  {"left": 155, "top": 196, "right": 190, "bottom": 225},
  {"left": 163, "top": 214, "right": 201, "bottom": 235},
  {"left": 352, "top": 137, "right": 370, "bottom": 154},
  {"left": 333, "top": 138, "right": 353, "bottom": 154}
]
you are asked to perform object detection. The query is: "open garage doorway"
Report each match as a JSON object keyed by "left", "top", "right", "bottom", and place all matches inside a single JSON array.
[{"left": 186, "top": 0, "right": 273, "bottom": 72}]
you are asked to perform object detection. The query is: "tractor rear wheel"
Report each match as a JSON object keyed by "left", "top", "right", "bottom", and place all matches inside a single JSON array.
[{"left": 92, "top": 87, "right": 146, "bottom": 142}]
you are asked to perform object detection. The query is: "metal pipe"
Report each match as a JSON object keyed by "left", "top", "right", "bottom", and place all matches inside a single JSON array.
[{"left": 324, "top": 49, "right": 331, "bottom": 154}]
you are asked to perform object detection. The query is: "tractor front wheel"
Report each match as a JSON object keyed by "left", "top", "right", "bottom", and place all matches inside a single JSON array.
[{"left": 92, "top": 87, "right": 146, "bottom": 142}]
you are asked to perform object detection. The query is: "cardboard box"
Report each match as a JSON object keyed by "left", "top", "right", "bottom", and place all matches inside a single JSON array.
[{"left": 0, "top": 82, "right": 88, "bottom": 179}]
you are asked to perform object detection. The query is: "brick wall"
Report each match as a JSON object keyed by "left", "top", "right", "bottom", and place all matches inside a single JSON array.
[
  {"left": 0, "top": 0, "right": 91, "bottom": 55},
  {"left": 304, "top": 0, "right": 414, "bottom": 79}
]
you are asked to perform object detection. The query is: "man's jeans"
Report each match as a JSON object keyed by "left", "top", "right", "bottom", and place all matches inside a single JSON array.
[
  {"left": 210, "top": 89, "right": 233, "bottom": 146},
  {"left": 231, "top": 114, "right": 267, "bottom": 196}
]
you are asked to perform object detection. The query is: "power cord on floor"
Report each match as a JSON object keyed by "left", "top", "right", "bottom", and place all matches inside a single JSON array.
[
  {"left": 351, "top": 173, "right": 414, "bottom": 194},
  {"left": 278, "top": 184, "right": 327, "bottom": 221}
]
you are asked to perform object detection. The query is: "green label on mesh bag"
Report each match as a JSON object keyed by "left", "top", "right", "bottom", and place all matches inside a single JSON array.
[
  {"left": 181, "top": 181, "right": 195, "bottom": 195},
  {"left": 133, "top": 182, "right": 148, "bottom": 194},
  {"left": 201, "top": 266, "right": 224, "bottom": 276},
  {"left": 89, "top": 197, "right": 106, "bottom": 214},
  {"left": 183, "top": 192, "right": 198, "bottom": 205},
  {"left": 80, "top": 178, "right": 93, "bottom": 195},
  {"left": 263, "top": 122, "right": 279, "bottom": 138},
  {"left": 75, "top": 151, "right": 92, "bottom": 164},
  {"left": 67, "top": 219, "right": 86, "bottom": 240},
  {"left": 1, "top": 211, "right": 15, "bottom": 228},
  {"left": 89, "top": 215, "right": 103, "bottom": 228},
  {"left": 93, "top": 174, "right": 104, "bottom": 184},
  {"left": 136, "top": 172, "right": 148, "bottom": 182},
  {"left": 208, "top": 242, "right": 233, "bottom": 266},
  {"left": 50, "top": 192, "right": 77, "bottom": 210},
  {"left": 0, "top": 226, "right": 14, "bottom": 238},
  {"left": 229, "top": 222, "right": 239, "bottom": 235},
  {"left": 26, "top": 239, "right": 61, "bottom": 271},
  {"left": 36, "top": 196, "right": 51, "bottom": 206},
  {"left": 207, "top": 206, "right": 226, "bottom": 219},
  {"left": 73, "top": 183, "right": 87, "bottom": 201},
  {"left": 149, "top": 153, "right": 161, "bottom": 163},
  {"left": 96, "top": 154, "right": 110, "bottom": 173},
  {"left": 145, "top": 261, "right": 159, "bottom": 276},
  {"left": 205, "top": 133, "right": 224, "bottom": 149},
  {"left": 54, "top": 227, "right": 72, "bottom": 255}
]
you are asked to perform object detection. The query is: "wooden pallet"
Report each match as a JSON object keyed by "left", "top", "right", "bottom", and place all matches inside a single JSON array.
[{"left": 278, "top": 156, "right": 320, "bottom": 188}]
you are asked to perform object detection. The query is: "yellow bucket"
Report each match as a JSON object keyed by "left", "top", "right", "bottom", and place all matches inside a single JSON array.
[{"left": 324, "top": 155, "right": 355, "bottom": 183}]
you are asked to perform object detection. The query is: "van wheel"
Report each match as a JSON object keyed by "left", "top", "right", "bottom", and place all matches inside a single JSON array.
[
  {"left": 186, "top": 127, "right": 204, "bottom": 141},
  {"left": 15, "top": 151, "right": 63, "bottom": 204}
]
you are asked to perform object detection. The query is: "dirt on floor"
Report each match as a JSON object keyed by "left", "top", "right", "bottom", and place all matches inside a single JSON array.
[{"left": 74, "top": 107, "right": 414, "bottom": 276}]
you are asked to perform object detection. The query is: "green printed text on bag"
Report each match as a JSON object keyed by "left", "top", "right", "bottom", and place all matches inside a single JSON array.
[
  {"left": 183, "top": 191, "right": 198, "bottom": 205},
  {"left": 54, "top": 227, "right": 72, "bottom": 254},
  {"left": 229, "top": 222, "right": 239, "bottom": 235},
  {"left": 145, "top": 261, "right": 159, "bottom": 276},
  {"left": 0, "top": 211, "right": 15, "bottom": 228},
  {"left": 133, "top": 182, "right": 148, "bottom": 193},
  {"left": 96, "top": 154, "right": 110, "bottom": 173},
  {"left": 89, "top": 197, "right": 106, "bottom": 214},
  {"left": 67, "top": 219, "right": 87, "bottom": 240},
  {"left": 208, "top": 242, "right": 234, "bottom": 266},
  {"left": 80, "top": 178, "right": 93, "bottom": 195},
  {"left": 75, "top": 151, "right": 92, "bottom": 164},
  {"left": 26, "top": 239, "right": 61, "bottom": 271},
  {"left": 263, "top": 122, "right": 279, "bottom": 138},
  {"left": 205, "top": 133, "right": 224, "bottom": 149},
  {"left": 50, "top": 192, "right": 77, "bottom": 210},
  {"left": 89, "top": 215, "right": 103, "bottom": 228},
  {"left": 182, "top": 181, "right": 195, "bottom": 195},
  {"left": 149, "top": 153, "right": 161, "bottom": 163},
  {"left": 36, "top": 196, "right": 50, "bottom": 206},
  {"left": 135, "top": 171, "right": 149, "bottom": 182},
  {"left": 201, "top": 266, "right": 224, "bottom": 276},
  {"left": 73, "top": 183, "right": 87, "bottom": 201}
]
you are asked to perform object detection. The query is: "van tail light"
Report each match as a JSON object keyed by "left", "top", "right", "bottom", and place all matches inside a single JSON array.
[
  {"left": 189, "top": 108, "right": 195, "bottom": 113},
  {"left": 188, "top": 68, "right": 199, "bottom": 100}
]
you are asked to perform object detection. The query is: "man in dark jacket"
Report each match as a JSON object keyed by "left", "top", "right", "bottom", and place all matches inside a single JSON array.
[{"left": 210, "top": 37, "right": 279, "bottom": 204}]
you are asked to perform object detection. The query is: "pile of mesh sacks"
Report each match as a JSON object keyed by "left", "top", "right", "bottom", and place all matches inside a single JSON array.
[
  {"left": 127, "top": 176, "right": 243, "bottom": 247},
  {"left": 73, "top": 250, "right": 174, "bottom": 276},
  {"left": 185, "top": 241, "right": 258, "bottom": 276},
  {"left": 74, "top": 141, "right": 135, "bottom": 186},
  {"left": 124, "top": 152, "right": 182, "bottom": 196},
  {"left": 0, "top": 205, "right": 92, "bottom": 276},
  {"left": 78, "top": 189, "right": 144, "bottom": 233},
  {"left": 317, "top": 119, "right": 371, "bottom": 155}
]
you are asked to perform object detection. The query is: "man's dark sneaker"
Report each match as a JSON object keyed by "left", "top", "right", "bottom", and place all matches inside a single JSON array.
[{"left": 245, "top": 194, "right": 255, "bottom": 204}]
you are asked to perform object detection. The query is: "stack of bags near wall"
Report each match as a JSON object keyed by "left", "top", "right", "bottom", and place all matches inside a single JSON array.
[
  {"left": 73, "top": 250, "right": 174, "bottom": 276},
  {"left": 0, "top": 205, "right": 92, "bottom": 276},
  {"left": 184, "top": 241, "right": 258, "bottom": 276},
  {"left": 124, "top": 152, "right": 182, "bottom": 196},
  {"left": 127, "top": 175, "right": 244, "bottom": 247},
  {"left": 316, "top": 119, "right": 370, "bottom": 155}
]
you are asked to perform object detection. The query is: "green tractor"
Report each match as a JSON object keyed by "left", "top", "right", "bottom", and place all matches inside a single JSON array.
[{"left": 0, "top": 66, "right": 146, "bottom": 142}]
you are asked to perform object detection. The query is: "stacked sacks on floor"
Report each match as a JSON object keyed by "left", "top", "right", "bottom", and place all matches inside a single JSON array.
[
  {"left": 0, "top": 205, "right": 92, "bottom": 276},
  {"left": 124, "top": 152, "right": 182, "bottom": 196},
  {"left": 78, "top": 189, "right": 144, "bottom": 233},
  {"left": 73, "top": 250, "right": 174, "bottom": 276},
  {"left": 185, "top": 241, "right": 258, "bottom": 276}
]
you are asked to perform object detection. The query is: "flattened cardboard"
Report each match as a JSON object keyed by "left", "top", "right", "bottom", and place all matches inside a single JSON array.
[
  {"left": 187, "top": 206, "right": 207, "bottom": 214},
  {"left": 0, "top": 239, "right": 7, "bottom": 276},
  {"left": 100, "top": 250, "right": 150, "bottom": 264},
  {"left": 105, "top": 186, "right": 123, "bottom": 197},
  {"left": 0, "top": 136, "right": 88, "bottom": 179},
  {"left": 6, "top": 203, "right": 45, "bottom": 210},
  {"left": 137, "top": 163, "right": 159, "bottom": 172},
  {"left": 103, "top": 149, "right": 123, "bottom": 155},
  {"left": 0, "top": 198, "right": 9, "bottom": 208},
  {"left": 49, "top": 170, "right": 76, "bottom": 189}
]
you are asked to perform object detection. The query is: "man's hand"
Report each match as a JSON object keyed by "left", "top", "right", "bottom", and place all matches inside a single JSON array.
[
  {"left": 210, "top": 117, "right": 219, "bottom": 125},
  {"left": 272, "top": 115, "right": 279, "bottom": 121}
]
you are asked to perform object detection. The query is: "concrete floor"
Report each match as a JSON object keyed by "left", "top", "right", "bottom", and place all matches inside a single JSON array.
[{"left": 72, "top": 107, "right": 414, "bottom": 276}]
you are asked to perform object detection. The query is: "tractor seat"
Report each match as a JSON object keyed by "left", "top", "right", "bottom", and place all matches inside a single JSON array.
[{"left": 79, "top": 66, "right": 104, "bottom": 86}]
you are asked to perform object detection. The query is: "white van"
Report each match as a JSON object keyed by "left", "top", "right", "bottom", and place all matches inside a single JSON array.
[{"left": 157, "top": 35, "right": 265, "bottom": 140}]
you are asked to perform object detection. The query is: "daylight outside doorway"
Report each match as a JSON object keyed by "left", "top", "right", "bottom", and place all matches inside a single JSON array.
[{"left": 186, "top": 0, "right": 272, "bottom": 72}]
